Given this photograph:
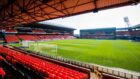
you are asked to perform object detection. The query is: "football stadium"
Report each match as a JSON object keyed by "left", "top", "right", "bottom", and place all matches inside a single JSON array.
[{"left": 0, "top": 0, "right": 140, "bottom": 79}]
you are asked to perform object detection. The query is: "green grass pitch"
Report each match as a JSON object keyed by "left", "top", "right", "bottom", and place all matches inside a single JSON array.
[{"left": 11, "top": 39, "right": 140, "bottom": 72}]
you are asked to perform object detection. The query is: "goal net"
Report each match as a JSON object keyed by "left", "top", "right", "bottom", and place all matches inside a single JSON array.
[{"left": 28, "top": 42, "right": 57, "bottom": 56}]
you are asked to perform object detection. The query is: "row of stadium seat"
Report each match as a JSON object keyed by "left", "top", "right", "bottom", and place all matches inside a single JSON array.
[
  {"left": 81, "top": 35, "right": 115, "bottom": 39},
  {"left": 5, "top": 35, "right": 74, "bottom": 43},
  {"left": 5, "top": 35, "right": 20, "bottom": 43},
  {"left": 116, "top": 31, "right": 130, "bottom": 36},
  {"left": 35, "top": 35, "right": 74, "bottom": 40},
  {"left": 131, "top": 30, "right": 140, "bottom": 36},
  {"left": 117, "top": 30, "right": 140, "bottom": 35},
  {"left": 17, "top": 35, "right": 38, "bottom": 41},
  {"left": 0, "top": 46, "right": 88, "bottom": 79}
]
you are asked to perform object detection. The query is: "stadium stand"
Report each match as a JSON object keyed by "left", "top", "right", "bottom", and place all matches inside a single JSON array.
[
  {"left": 0, "top": 45, "right": 89, "bottom": 79},
  {"left": 17, "top": 34, "right": 37, "bottom": 41},
  {"left": 80, "top": 27, "right": 116, "bottom": 39},
  {"left": 5, "top": 35, "right": 19, "bottom": 43},
  {"left": 4, "top": 34, "right": 74, "bottom": 43},
  {"left": 17, "top": 34, "right": 74, "bottom": 41},
  {"left": 80, "top": 25, "right": 140, "bottom": 41},
  {"left": 2, "top": 23, "right": 75, "bottom": 43},
  {"left": 0, "top": 0, "right": 140, "bottom": 79},
  {"left": 116, "top": 28, "right": 130, "bottom": 39},
  {"left": 131, "top": 24, "right": 140, "bottom": 41}
]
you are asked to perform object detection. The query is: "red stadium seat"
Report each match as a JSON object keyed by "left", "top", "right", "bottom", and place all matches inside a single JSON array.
[
  {"left": 0, "top": 45, "right": 89, "bottom": 79},
  {"left": 0, "top": 67, "right": 6, "bottom": 78},
  {"left": 5, "top": 35, "right": 19, "bottom": 43},
  {"left": 0, "top": 55, "right": 5, "bottom": 62},
  {"left": 17, "top": 35, "right": 37, "bottom": 41}
]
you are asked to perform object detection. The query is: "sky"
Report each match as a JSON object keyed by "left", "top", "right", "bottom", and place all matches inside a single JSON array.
[{"left": 40, "top": 4, "right": 140, "bottom": 34}]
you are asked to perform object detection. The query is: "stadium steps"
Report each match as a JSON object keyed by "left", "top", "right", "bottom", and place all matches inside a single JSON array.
[
  {"left": 0, "top": 59, "right": 25, "bottom": 79},
  {"left": 89, "top": 72, "right": 100, "bottom": 79},
  {"left": 102, "top": 73, "right": 123, "bottom": 79},
  {"left": 13, "top": 63, "right": 44, "bottom": 79},
  {"left": 1, "top": 54, "right": 45, "bottom": 79}
]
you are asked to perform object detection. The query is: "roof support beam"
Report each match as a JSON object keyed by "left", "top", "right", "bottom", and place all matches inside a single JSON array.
[
  {"left": 39, "top": 0, "right": 67, "bottom": 15},
  {"left": 93, "top": 0, "right": 98, "bottom": 13}
]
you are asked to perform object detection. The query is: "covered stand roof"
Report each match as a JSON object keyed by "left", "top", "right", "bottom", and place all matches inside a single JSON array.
[
  {"left": 0, "top": 0, "right": 140, "bottom": 28},
  {"left": 16, "top": 23, "right": 76, "bottom": 30}
]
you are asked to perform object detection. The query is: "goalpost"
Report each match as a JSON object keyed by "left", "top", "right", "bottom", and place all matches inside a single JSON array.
[{"left": 28, "top": 42, "right": 58, "bottom": 56}]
